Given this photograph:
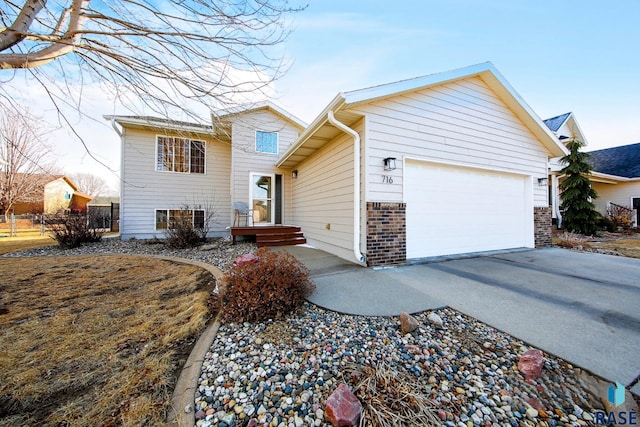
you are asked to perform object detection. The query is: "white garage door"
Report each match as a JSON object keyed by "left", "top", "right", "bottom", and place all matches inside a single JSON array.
[{"left": 405, "top": 160, "right": 533, "bottom": 259}]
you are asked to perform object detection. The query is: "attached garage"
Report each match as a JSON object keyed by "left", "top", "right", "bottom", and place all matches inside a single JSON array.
[
  {"left": 405, "top": 160, "right": 534, "bottom": 259},
  {"left": 277, "top": 62, "right": 569, "bottom": 266}
]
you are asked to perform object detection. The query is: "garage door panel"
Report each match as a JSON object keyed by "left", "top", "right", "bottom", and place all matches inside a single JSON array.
[{"left": 406, "top": 161, "right": 531, "bottom": 259}]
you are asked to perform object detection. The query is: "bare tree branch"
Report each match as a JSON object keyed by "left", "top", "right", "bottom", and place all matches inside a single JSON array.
[
  {"left": 0, "top": 0, "right": 304, "bottom": 164},
  {"left": 0, "top": 107, "right": 57, "bottom": 214},
  {"left": 0, "top": 0, "right": 46, "bottom": 52},
  {"left": 70, "top": 171, "right": 108, "bottom": 197},
  {"left": 0, "top": 0, "right": 89, "bottom": 69}
]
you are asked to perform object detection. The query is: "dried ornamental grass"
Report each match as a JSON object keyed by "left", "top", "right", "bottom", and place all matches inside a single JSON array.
[{"left": 342, "top": 363, "right": 441, "bottom": 427}]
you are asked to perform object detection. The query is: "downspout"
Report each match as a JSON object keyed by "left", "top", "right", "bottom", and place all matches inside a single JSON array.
[
  {"left": 111, "top": 118, "right": 125, "bottom": 236},
  {"left": 327, "top": 111, "right": 366, "bottom": 265}
]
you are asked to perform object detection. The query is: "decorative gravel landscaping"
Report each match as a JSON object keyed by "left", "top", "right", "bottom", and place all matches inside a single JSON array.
[
  {"left": 4, "top": 237, "right": 636, "bottom": 427},
  {"left": 194, "top": 305, "right": 608, "bottom": 427}
]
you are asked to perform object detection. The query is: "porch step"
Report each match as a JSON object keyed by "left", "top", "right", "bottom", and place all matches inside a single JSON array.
[
  {"left": 231, "top": 225, "right": 306, "bottom": 247},
  {"left": 256, "top": 228, "right": 306, "bottom": 248},
  {"left": 257, "top": 236, "right": 307, "bottom": 247}
]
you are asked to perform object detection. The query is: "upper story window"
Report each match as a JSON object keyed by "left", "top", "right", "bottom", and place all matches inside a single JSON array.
[
  {"left": 157, "top": 136, "right": 205, "bottom": 173},
  {"left": 256, "top": 131, "right": 278, "bottom": 154}
]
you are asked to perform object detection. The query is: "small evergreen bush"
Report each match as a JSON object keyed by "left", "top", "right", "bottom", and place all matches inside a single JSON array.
[{"left": 222, "top": 248, "right": 315, "bottom": 323}]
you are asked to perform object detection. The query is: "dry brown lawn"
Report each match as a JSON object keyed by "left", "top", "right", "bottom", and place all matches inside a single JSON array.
[
  {"left": 0, "top": 236, "right": 56, "bottom": 255},
  {"left": 0, "top": 255, "right": 216, "bottom": 426},
  {"left": 553, "top": 231, "right": 640, "bottom": 258},
  {"left": 588, "top": 238, "right": 640, "bottom": 258}
]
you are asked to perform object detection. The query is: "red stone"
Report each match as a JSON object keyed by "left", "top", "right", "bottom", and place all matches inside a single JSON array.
[
  {"left": 527, "top": 397, "right": 546, "bottom": 410},
  {"left": 325, "top": 383, "right": 363, "bottom": 427},
  {"left": 518, "top": 349, "right": 544, "bottom": 381},
  {"left": 233, "top": 253, "right": 260, "bottom": 266},
  {"left": 399, "top": 311, "right": 419, "bottom": 335}
]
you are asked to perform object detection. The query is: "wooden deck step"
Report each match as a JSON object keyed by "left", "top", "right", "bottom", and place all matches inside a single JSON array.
[{"left": 231, "top": 225, "right": 306, "bottom": 247}]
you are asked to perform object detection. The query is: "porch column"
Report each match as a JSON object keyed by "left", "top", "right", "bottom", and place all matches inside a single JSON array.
[{"left": 551, "top": 174, "right": 562, "bottom": 228}]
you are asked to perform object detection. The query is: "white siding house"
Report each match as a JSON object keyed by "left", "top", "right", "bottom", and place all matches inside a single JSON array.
[
  {"left": 278, "top": 62, "right": 568, "bottom": 266},
  {"left": 113, "top": 62, "right": 570, "bottom": 266},
  {"left": 109, "top": 103, "right": 305, "bottom": 240}
]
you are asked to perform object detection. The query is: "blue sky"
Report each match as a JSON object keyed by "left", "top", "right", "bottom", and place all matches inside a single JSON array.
[
  {"left": 23, "top": 0, "right": 640, "bottom": 190},
  {"left": 277, "top": 0, "right": 639, "bottom": 148}
]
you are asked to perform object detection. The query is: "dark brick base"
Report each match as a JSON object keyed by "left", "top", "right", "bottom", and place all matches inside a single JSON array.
[
  {"left": 366, "top": 202, "right": 406, "bottom": 267},
  {"left": 534, "top": 206, "right": 552, "bottom": 247}
]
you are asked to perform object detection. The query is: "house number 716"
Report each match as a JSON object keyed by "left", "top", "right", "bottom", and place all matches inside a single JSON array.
[{"left": 381, "top": 175, "right": 393, "bottom": 184}]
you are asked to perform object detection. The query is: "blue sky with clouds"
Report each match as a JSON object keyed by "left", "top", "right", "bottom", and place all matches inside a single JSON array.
[
  {"left": 22, "top": 0, "right": 639, "bottom": 190},
  {"left": 276, "top": 0, "right": 639, "bottom": 149}
]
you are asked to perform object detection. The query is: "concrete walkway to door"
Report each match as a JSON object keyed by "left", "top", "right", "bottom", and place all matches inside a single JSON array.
[{"left": 282, "top": 245, "right": 640, "bottom": 395}]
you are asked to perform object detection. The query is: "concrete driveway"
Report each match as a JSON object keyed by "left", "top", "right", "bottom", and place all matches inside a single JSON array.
[{"left": 288, "top": 246, "right": 640, "bottom": 394}]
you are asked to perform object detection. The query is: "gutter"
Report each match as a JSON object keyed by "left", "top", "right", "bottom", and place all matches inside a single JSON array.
[
  {"left": 327, "top": 111, "right": 366, "bottom": 266},
  {"left": 110, "top": 117, "right": 123, "bottom": 137}
]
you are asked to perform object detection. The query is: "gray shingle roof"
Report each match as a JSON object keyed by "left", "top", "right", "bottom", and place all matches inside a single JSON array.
[
  {"left": 543, "top": 112, "right": 571, "bottom": 132},
  {"left": 588, "top": 142, "right": 640, "bottom": 178}
]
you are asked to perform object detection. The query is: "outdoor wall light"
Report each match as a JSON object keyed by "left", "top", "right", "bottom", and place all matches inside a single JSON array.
[
  {"left": 292, "top": 170, "right": 298, "bottom": 179},
  {"left": 538, "top": 177, "right": 548, "bottom": 186},
  {"left": 383, "top": 157, "right": 397, "bottom": 171}
]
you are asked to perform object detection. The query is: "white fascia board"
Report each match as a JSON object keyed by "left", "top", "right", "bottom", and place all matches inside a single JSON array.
[
  {"left": 342, "top": 62, "right": 495, "bottom": 105},
  {"left": 213, "top": 100, "right": 308, "bottom": 130},
  {"left": 566, "top": 113, "right": 590, "bottom": 146},
  {"left": 590, "top": 171, "right": 633, "bottom": 183},
  {"left": 341, "top": 62, "right": 569, "bottom": 158},
  {"left": 104, "top": 115, "right": 212, "bottom": 134},
  {"left": 481, "top": 67, "right": 569, "bottom": 158}
]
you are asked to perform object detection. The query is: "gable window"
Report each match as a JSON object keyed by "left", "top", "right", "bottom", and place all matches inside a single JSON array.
[
  {"left": 157, "top": 136, "right": 205, "bottom": 173},
  {"left": 155, "top": 209, "right": 205, "bottom": 230},
  {"left": 256, "top": 131, "right": 278, "bottom": 154}
]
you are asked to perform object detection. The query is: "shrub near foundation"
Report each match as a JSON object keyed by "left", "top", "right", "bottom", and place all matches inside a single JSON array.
[{"left": 222, "top": 248, "right": 314, "bottom": 322}]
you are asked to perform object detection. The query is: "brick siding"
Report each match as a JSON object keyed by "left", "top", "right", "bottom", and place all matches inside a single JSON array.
[
  {"left": 366, "top": 202, "right": 406, "bottom": 267},
  {"left": 534, "top": 206, "right": 552, "bottom": 247}
]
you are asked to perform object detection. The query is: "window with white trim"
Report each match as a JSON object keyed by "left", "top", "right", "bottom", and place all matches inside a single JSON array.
[
  {"left": 255, "top": 131, "right": 278, "bottom": 154},
  {"left": 155, "top": 209, "right": 205, "bottom": 230},
  {"left": 157, "top": 136, "right": 205, "bottom": 173}
]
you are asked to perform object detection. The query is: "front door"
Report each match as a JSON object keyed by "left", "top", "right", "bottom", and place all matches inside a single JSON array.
[
  {"left": 633, "top": 198, "right": 640, "bottom": 227},
  {"left": 251, "top": 174, "right": 275, "bottom": 225}
]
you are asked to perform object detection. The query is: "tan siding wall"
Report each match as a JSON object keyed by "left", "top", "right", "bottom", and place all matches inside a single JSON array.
[
  {"left": 354, "top": 77, "right": 550, "bottom": 206},
  {"left": 291, "top": 131, "right": 356, "bottom": 261},
  {"left": 592, "top": 182, "right": 640, "bottom": 214},
  {"left": 120, "top": 128, "right": 231, "bottom": 239},
  {"left": 44, "top": 179, "right": 76, "bottom": 213},
  {"left": 229, "top": 110, "right": 299, "bottom": 223}
]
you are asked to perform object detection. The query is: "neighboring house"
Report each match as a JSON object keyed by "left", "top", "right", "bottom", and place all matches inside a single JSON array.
[
  {"left": 110, "top": 62, "right": 569, "bottom": 266},
  {"left": 1, "top": 173, "right": 49, "bottom": 215},
  {"left": 543, "top": 112, "right": 590, "bottom": 227},
  {"left": 588, "top": 143, "right": 640, "bottom": 226},
  {"left": 44, "top": 176, "right": 93, "bottom": 214},
  {"left": 544, "top": 113, "right": 639, "bottom": 228}
]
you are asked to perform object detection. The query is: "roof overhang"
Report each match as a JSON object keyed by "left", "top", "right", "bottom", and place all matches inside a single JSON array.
[
  {"left": 589, "top": 171, "right": 639, "bottom": 184},
  {"left": 277, "top": 62, "right": 569, "bottom": 168},
  {"left": 213, "top": 100, "right": 307, "bottom": 131},
  {"left": 105, "top": 115, "right": 214, "bottom": 138}
]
